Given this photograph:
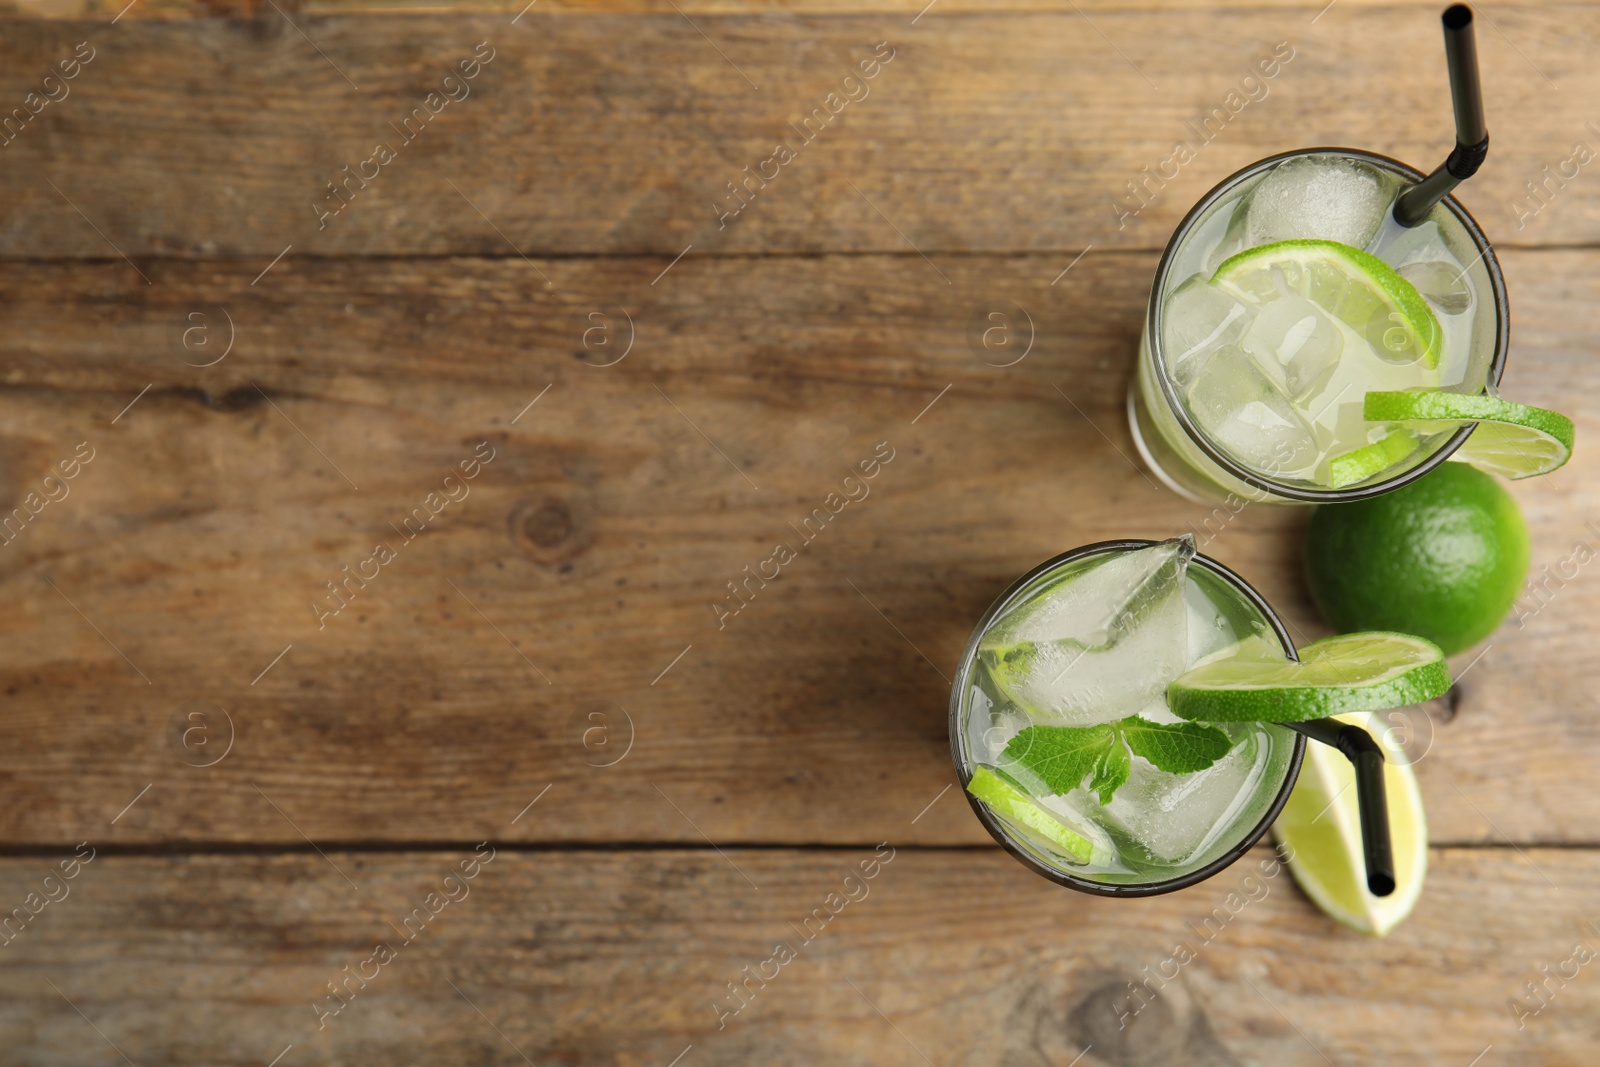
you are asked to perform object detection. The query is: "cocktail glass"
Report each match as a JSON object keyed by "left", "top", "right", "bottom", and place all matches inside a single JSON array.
[
  {"left": 1129, "top": 6, "right": 1516, "bottom": 504},
  {"left": 949, "top": 539, "right": 1307, "bottom": 896},
  {"left": 1127, "top": 147, "right": 1507, "bottom": 504}
]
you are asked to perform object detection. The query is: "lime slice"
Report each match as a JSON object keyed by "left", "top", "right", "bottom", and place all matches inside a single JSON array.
[
  {"left": 1273, "top": 711, "right": 1427, "bottom": 936},
  {"left": 1167, "top": 632, "right": 1450, "bottom": 722},
  {"left": 1213, "top": 239, "right": 1443, "bottom": 368},
  {"left": 1363, "top": 390, "right": 1575, "bottom": 479},
  {"left": 1326, "top": 428, "right": 1420, "bottom": 489},
  {"left": 1189, "top": 630, "right": 1283, "bottom": 669},
  {"left": 965, "top": 765, "right": 1109, "bottom": 865}
]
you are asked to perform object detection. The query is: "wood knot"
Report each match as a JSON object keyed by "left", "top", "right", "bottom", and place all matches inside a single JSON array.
[
  {"left": 1066, "top": 974, "right": 1241, "bottom": 1066},
  {"left": 510, "top": 496, "right": 591, "bottom": 565}
]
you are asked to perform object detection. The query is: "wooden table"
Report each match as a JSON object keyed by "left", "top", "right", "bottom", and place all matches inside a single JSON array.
[{"left": 0, "top": 0, "right": 1595, "bottom": 1062}]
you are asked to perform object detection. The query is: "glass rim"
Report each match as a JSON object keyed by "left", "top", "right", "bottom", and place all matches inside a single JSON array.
[
  {"left": 947, "top": 539, "right": 1307, "bottom": 897},
  {"left": 1148, "top": 146, "right": 1510, "bottom": 503}
]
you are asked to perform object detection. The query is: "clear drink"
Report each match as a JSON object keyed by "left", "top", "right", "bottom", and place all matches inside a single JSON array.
[
  {"left": 1129, "top": 148, "right": 1508, "bottom": 504},
  {"left": 950, "top": 539, "right": 1304, "bottom": 894}
]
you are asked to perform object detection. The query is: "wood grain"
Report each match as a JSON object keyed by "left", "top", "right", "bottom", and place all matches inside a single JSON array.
[
  {"left": 0, "top": 2, "right": 1593, "bottom": 1062},
  {"left": 1, "top": 1, "right": 1596, "bottom": 1058},
  {"left": 0, "top": 847, "right": 1594, "bottom": 1065},
  {"left": 0, "top": 7, "right": 1596, "bottom": 258},
  {"left": 0, "top": 248, "right": 1592, "bottom": 847},
  {"left": 1, "top": 0, "right": 1515, "bottom": 19}
]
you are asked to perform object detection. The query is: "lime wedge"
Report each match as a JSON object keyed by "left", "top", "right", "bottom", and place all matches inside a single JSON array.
[
  {"left": 965, "top": 765, "right": 1109, "bottom": 865},
  {"left": 1326, "top": 428, "right": 1420, "bottom": 489},
  {"left": 1167, "top": 632, "right": 1450, "bottom": 722},
  {"left": 1273, "top": 711, "right": 1427, "bottom": 936},
  {"left": 1363, "top": 390, "right": 1575, "bottom": 479},
  {"left": 1213, "top": 239, "right": 1443, "bottom": 368}
]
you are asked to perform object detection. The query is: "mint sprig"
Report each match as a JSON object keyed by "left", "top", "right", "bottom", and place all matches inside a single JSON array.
[{"left": 999, "top": 718, "right": 1234, "bottom": 804}]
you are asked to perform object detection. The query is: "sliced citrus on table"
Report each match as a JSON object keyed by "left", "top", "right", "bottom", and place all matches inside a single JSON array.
[
  {"left": 1272, "top": 711, "right": 1427, "bottom": 936},
  {"left": 1212, "top": 239, "right": 1444, "bottom": 368},
  {"left": 1363, "top": 389, "right": 1575, "bottom": 479},
  {"left": 1167, "top": 632, "right": 1451, "bottom": 722}
]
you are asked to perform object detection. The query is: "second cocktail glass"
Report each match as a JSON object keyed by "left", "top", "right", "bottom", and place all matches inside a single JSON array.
[
  {"left": 950, "top": 539, "right": 1306, "bottom": 895},
  {"left": 1121, "top": 5, "right": 1570, "bottom": 505},
  {"left": 1128, "top": 146, "right": 1508, "bottom": 505}
]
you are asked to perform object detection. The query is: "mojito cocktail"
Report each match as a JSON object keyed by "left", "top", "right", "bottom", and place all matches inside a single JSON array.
[
  {"left": 1129, "top": 148, "right": 1509, "bottom": 503},
  {"left": 950, "top": 538, "right": 1304, "bottom": 894}
]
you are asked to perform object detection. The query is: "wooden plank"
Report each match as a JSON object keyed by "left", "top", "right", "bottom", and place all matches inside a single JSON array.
[
  {"left": 0, "top": 7, "right": 1596, "bottom": 257},
  {"left": 0, "top": 846, "right": 1593, "bottom": 1064},
  {"left": 0, "top": 248, "right": 1592, "bottom": 846},
  {"left": 0, "top": 0, "right": 1500, "bottom": 20}
]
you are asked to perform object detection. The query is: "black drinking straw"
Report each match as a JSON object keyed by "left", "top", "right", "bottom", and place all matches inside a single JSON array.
[
  {"left": 1285, "top": 719, "right": 1397, "bottom": 897},
  {"left": 1393, "top": 4, "right": 1489, "bottom": 228}
]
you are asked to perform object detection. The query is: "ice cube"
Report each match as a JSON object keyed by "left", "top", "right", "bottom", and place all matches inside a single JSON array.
[
  {"left": 1203, "top": 195, "right": 1253, "bottom": 274},
  {"left": 1246, "top": 156, "right": 1396, "bottom": 251},
  {"left": 966, "top": 662, "right": 1040, "bottom": 763},
  {"left": 1184, "top": 585, "right": 1238, "bottom": 665},
  {"left": 984, "top": 607, "right": 1187, "bottom": 727},
  {"left": 1131, "top": 695, "right": 1186, "bottom": 725},
  {"left": 1398, "top": 261, "right": 1471, "bottom": 315},
  {"left": 1161, "top": 275, "right": 1252, "bottom": 387},
  {"left": 985, "top": 539, "right": 1193, "bottom": 648},
  {"left": 1240, "top": 292, "right": 1344, "bottom": 400},
  {"left": 1184, "top": 344, "right": 1320, "bottom": 475},
  {"left": 981, "top": 541, "right": 1193, "bottom": 725},
  {"left": 1374, "top": 218, "right": 1448, "bottom": 266},
  {"left": 1378, "top": 215, "right": 1474, "bottom": 315},
  {"left": 1096, "top": 727, "right": 1266, "bottom": 864},
  {"left": 1325, "top": 398, "right": 1379, "bottom": 453},
  {"left": 964, "top": 672, "right": 995, "bottom": 756}
]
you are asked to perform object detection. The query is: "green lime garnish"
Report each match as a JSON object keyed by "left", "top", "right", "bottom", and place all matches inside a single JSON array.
[
  {"left": 1363, "top": 390, "right": 1574, "bottom": 479},
  {"left": 1167, "top": 632, "right": 1451, "bottom": 722},
  {"left": 1213, "top": 239, "right": 1444, "bottom": 369},
  {"left": 1326, "top": 428, "right": 1421, "bottom": 489},
  {"left": 965, "top": 765, "right": 1107, "bottom": 864}
]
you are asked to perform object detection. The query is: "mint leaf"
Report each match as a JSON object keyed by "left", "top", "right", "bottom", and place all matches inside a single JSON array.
[
  {"left": 1000, "top": 724, "right": 1126, "bottom": 800},
  {"left": 1120, "top": 718, "right": 1234, "bottom": 773},
  {"left": 1087, "top": 733, "right": 1130, "bottom": 804}
]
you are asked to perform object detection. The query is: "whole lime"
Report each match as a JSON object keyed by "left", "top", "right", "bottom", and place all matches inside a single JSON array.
[{"left": 1305, "top": 462, "right": 1529, "bottom": 655}]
